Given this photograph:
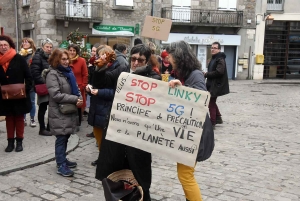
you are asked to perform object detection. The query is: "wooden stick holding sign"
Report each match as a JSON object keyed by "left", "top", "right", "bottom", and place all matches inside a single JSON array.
[
  {"left": 106, "top": 72, "right": 210, "bottom": 167},
  {"left": 141, "top": 16, "right": 172, "bottom": 41}
]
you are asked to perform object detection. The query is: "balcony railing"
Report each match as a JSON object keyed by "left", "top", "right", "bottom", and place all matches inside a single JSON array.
[
  {"left": 267, "top": 0, "right": 284, "bottom": 11},
  {"left": 162, "top": 8, "right": 243, "bottom": 27},
  {"left": 55, "top": 0, "right": 103, "bottom": 22}
]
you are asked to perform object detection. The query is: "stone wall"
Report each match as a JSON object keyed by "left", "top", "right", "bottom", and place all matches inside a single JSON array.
[{"left": 0, "top": 0, "right": 17, "bottom": 39}]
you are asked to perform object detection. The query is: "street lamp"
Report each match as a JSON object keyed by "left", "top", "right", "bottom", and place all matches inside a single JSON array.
[{"left": 256, "top": 13, "right": 274, "bottom": 26}]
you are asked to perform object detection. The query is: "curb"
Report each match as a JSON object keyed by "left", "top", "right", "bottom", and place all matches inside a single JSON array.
[{"left": 0, "top": 134, "right": 80, "bottom": 175}]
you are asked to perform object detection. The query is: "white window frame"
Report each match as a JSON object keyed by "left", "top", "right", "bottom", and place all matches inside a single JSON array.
[
  {"left": 172, "top": 0, "right": 191, "bottom": 23},
  {"left": 115, "top": 0, "right": 133, "bottom": 7},
  {"left": 218, "top": 0, "right": 237, "bottom": 11},
  {"left": 23, "top": 0, "right": 30, "bottom": 6},
  {"left": 66, "top": 0, "right": 91, "bottom": 18}
]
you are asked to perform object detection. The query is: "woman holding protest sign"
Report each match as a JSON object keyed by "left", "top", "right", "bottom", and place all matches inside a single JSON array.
[
  {"left": 166, "top": 40, "right": 214, "bottom": 201},
  {"left": 93, "top": 44, "right": 161, "bottom": 201}
]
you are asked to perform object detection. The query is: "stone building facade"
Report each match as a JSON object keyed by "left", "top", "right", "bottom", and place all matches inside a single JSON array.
[{"left": 1, "top": 0, "right": 258, "bottom": 79}]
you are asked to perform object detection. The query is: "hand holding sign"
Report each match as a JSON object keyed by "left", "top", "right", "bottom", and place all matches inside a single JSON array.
[{"left": 141, "top": 16, "right": 172, "bottom": 41}]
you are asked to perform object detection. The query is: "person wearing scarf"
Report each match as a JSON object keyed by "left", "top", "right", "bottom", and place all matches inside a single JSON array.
[
  {"left": 0, "top": 35, "right": 33, "bottom": 153},
  {"left": 20, "top": 37, "right": 37, "bottom": 128},
  {"left": 44, "top": 48, "right": 82, "bottom": 177},
  {"left": 67, "top": 44, "right": 88, "bottom": 131}
]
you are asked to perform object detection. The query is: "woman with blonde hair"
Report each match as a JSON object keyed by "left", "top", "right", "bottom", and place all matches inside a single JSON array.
[
  {"left": 86, "top": 45, "right": 120, "bottom": 166},
  {"left": 20, "top": 37, "right": 37, "bottom": 127},
  {"left": 43, "top": 48, "right": 82, "bottom": 176}
]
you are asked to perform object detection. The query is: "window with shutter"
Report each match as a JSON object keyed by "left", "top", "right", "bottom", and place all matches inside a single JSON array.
[{"left": 23, "top": 0, "right": 30, "bottom": 6}]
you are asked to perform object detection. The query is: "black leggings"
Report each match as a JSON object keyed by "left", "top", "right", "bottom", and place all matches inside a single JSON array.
[{"left": 38, "top": 101, "right": 49, "bottom": 131}]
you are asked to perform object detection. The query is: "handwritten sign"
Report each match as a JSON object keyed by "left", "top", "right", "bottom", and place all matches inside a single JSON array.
[
  {"left": 106, "top": 72, "right": 210, "bottom": 167},
  {"left": 141, "top": 16, "right": 172, "bottom": 41}
]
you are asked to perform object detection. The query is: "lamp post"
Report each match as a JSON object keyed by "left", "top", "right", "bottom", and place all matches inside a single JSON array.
[{"left": 256, "top": 13, "right": 274, "bottom": 26}]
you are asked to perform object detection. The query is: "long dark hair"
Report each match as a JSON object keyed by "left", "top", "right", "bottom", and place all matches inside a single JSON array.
[{"left": 166, "top": 40, "right": 202, "bottom": 80}]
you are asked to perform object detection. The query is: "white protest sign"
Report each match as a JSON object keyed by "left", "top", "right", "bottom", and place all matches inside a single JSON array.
[{"left": 106, "top": 72, "right": 210, "bottom": 167}]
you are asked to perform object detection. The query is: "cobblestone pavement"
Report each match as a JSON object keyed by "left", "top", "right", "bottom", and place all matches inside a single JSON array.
[{"left": 0, "top": 80, "right": 299, "bottom": 201}]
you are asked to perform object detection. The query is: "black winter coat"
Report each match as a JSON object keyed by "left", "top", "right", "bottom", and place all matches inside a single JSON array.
[
  {"left": 0, "top": 54, "right": 32, "bottom": 116},
  {"left": 88, "top": 61, "right": 120, "bottom": 129},
  {"left": 30, "top": 48, "right": 50, "bottom": 85},
  {"left": 205, "top": 52, "right": 230, "bottom": 97},
  {"left": 96, "top": 65, "right": 161, "bottom": 201}
]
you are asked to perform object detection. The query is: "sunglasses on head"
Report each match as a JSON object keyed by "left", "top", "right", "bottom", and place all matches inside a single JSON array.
[{"left": 130, "top": 57, "right": 146, "bottom": 64}]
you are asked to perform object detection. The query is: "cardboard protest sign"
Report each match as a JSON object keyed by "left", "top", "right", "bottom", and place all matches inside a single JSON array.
[
  {"left": 106, "top": 72, "right": 210, "bottom": 167},
  {"left": 141, "top": 16, "right": 172, "bottom": 41}
]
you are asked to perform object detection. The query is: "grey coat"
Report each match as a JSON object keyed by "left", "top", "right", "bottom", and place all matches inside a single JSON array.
[{"left": 43, "top": 68, "right": 82, "bottom": 136}]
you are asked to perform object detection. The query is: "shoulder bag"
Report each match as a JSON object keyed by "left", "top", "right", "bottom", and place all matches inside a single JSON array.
[
  {"left": 59, "top": 104, "right": 77, "bottom": 114},
  {"left": 1, "top": 84, "right": 26, "bottom": 100},
  {"left": 35, "top": 84, "right": 48, "bottom": 96}
]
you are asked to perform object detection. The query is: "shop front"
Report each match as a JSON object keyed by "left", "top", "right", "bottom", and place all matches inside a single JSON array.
[
  {"left": 89, "top": 24, "right": 135, "bottom": 49},
  {"left": 162, "top": 33, "right": 241, "bottom": 79}
]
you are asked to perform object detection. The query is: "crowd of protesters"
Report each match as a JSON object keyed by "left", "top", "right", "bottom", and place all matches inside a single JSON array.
[{"left": 0, "top": 33, "right": 227, "bottom": 200}]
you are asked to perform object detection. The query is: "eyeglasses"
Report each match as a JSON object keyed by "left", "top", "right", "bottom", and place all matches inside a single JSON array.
[
  {"left": 61, "top": 58, "right": 69, "bottom": 61},
  {"left": 22, "top": 41, "right": 29, "bottom": 44},
  {"left": 211, "top": 47, "right": 220, "bottom": 50},
  {"left": 130, "top": 57, "right": 146, "bottom": 64},
  {"left": 0, "top": 44, "right": 9, "bottom": 48}
]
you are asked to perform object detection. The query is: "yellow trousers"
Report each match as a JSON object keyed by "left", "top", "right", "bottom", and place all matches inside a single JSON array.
[
  {"left": 177, "top": 163, "right": 203, "bottom": 201},
  {"left": 93, "top": 127, "right": 103, "bottom": 151}
]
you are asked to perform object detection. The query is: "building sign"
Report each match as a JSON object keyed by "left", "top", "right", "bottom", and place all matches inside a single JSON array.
[
  {"left": 92, "top": 25, "right": 135, "bottom": 36},
  {"left": 106, "top": 72, "right": 210, "bottom": 167},
  {"left": 163, "top": 33, "right": 241, "bottom": 46}
]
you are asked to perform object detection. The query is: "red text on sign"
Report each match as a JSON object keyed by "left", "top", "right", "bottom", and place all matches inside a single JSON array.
[
  {"left": 125, "top": 92, "right": 156, "bottom": 106},
  {"left": 131, "top": 79, "right": 157, "bottom": 91}
]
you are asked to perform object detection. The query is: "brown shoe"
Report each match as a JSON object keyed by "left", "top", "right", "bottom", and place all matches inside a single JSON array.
[{"left": 39, "top": 130, "right": 52, "bottom": 136}]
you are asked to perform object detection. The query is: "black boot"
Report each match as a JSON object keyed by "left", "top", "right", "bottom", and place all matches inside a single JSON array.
[
  {"left": 15, "top": 138, "right": 23, "bottom": 152},
  {"left": 5, "top": 138, "right": 15, "bottom": 152}
]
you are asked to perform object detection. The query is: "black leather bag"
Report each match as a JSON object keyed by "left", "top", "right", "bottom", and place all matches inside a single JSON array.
[
  {"left": 102, "top": 178, "right": 142, "bottom": 201},
  {"left": 196, "top": 114, "right": 215, "bottom": 162}
]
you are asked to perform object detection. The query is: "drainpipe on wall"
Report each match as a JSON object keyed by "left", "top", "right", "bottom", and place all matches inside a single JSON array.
[
  {"left": 151, "top": 0, "right": 154, "bottom": 16},
  {"left": 14, "top": 0, "right": 19, "bottom": 51}
]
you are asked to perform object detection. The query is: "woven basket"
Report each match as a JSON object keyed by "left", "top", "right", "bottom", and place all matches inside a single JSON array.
[{"left": 107, "top": 169, "right": 144, "bottom": 201}]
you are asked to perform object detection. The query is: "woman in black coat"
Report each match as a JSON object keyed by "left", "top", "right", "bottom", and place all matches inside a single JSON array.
[
  {"left": 0, "top": 35, "right": 32, "bottom": 152},
  {"left": 94, "top": 44, "right": 161, "bottom": 201}
]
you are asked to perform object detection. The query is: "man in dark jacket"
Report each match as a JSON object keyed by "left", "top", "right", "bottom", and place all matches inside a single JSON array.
[
  {"left": 30, "top": 38, "right": 53, "bottom": 136},
  {"left": 115, "top": 44, "right": 129, "bottom": 69},
  {"left": 204, "top": 42, "right": 229, "bottom": 129}
]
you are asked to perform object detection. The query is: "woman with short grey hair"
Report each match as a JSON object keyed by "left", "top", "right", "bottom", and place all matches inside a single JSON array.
[{"left": 31, "top": 38, "right": 53, "bottom": 136}]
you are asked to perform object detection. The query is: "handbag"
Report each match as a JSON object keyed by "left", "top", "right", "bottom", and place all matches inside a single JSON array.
[
  {"left": 102, "top": 178, "right": 142, "bottom": 201},
  {"left": 35, "top": 84, "right": 48, "bottom": 96},
  {"left": 196, "top": 114, "right": 215, "bottom": 162},
  {"left": 1, "top": 84, "right": 26, "bottom": 100},
  {"left": 59, "top": 104, "right": 77, "bottom": 114}
]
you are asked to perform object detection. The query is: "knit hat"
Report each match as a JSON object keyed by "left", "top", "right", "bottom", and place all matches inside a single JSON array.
[
  {"left": 134, "top": 38, "right": 143, "bottom": 46},
  {"left": 161, "top": 50, "right": 169, "bottom": 59},
  {"left": 41, "top": 38, "right": 53, "bottom": 47}
]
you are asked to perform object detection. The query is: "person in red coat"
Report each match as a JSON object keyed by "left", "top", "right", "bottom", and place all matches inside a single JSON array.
[{"left": 67, "top": 44, "right": 88, "bottom": 129}]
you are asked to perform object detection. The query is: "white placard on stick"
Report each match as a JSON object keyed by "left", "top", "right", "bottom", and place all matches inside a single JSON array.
[
  {"left": 141, "top": 16, "right": 172, "bottom": 41},
  {"left": 106, "top": 72, "right": 210, "bottom": 167}
]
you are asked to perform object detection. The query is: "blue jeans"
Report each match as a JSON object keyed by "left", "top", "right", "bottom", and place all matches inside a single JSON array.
[
  {"left": 55, "top": 134, "right": 70, "bottom": 166},
  {"left": 24, "top": 91, "right": 36, "bottom": 119},
  {"left": 86, "top": 94, "right": 91, "bottom": 108}
]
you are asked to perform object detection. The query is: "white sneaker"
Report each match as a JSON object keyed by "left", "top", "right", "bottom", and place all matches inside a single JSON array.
[{"left": 30, "top": 119, "right": 37, "bottom": 127}]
